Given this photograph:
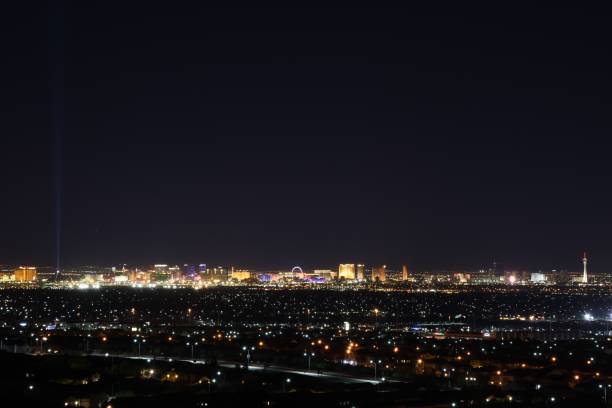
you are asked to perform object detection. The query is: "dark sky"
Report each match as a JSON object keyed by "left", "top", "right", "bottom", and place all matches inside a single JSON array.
[{"left": 2, "top": 3, "right": 612, "bottom": 272}]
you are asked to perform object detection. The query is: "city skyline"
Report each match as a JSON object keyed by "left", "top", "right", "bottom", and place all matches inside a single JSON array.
[{"left": 0, "top": 252, "right": 600, "bottom": 275}]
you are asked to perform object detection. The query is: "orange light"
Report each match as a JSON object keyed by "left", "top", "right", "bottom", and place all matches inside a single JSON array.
[
  {"left": 258, "top": 341, "right": 264, "bottom": 347},
  {"left": 551, "top": 356, "right": 557, "bottom": 362},
  {"left": 102, "top": 337, "right": 107, "bottom": 342},
  {"left": 393, "top": 347, "right": 399, "bottom": 353},
  {"left": 324, "top": 345, "right": 329, "bottom": 350},
  {"left": 574, "top": 375, "right": 580, "bottom": 381}
]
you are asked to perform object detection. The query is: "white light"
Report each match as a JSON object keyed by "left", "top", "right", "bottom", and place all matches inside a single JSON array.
[{"left": 584, "top": 313, "right": 594, "bottom": 321}]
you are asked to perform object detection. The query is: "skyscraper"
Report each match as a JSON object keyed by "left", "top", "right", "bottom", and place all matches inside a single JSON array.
[
  {"left": 14, "top": 266, "right": 36, "bottom": 282},
  {"left": 356, "top": 264, "right": 365, "bottom": 280},
  {"left": 402, "top": 265, "right": 409, "bottom": 281},
  {"left": 493, "top": 261, "right": 504, "bottom": 276},
  {"left": 371, "top": 265, "right": 386, "bottom": 282},
  {"left": 338, "top": 264, "right": 356, "bottom": 280},
  {"left": 152, "top": 264, "right": 171, "bottom": 282}
]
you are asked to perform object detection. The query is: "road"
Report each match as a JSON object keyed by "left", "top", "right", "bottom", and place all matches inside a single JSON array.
[{"left": 91, "top": 352, "right": 381, "bottom": 385}]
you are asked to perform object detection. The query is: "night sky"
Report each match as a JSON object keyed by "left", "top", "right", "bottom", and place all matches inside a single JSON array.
[{"left": 2, "top": 4, "right": 612, "bottom": 272}]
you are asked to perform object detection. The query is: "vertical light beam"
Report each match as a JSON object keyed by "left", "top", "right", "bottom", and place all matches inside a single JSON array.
[{"left": 49, "top": 2, "right": 65, "bottom": 280}]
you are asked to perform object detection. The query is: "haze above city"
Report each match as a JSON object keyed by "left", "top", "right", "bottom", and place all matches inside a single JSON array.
[{"left": 3, "top": 4, "right": 612, "bottom": 272}]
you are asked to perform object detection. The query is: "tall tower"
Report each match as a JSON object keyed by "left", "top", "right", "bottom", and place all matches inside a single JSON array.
[
  {"left": 402, "top": 265, "right": 409, "bottom": 281},
  {"left": 582, "top": 252, "right": 588, "bottom": 284}
]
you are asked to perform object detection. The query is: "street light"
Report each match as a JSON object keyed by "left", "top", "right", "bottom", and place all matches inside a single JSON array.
[
  {"left": 304, "top": 352, "right": 315, "bottom": 370},
  {"left": 282, "top": 377, "right": 291, "bottom": 392},
  {"left": 133, "top": 337, "right": 145, "bottom": 356},
  {"left": 599, "top": 384, "right": 611, "bottom": 405},
  {"left": 208, "top": 377, "right": 217, "bottom": 393},
  {"left": 187, "top": 341, "right": 198, "bottom": 361},
  {"left": 38, "top": 337, "right": 48, "bottom": 354},
  {"left": 370, "top": 359, "right": 382, "bottom": 381},
  {"left": 242, "top": 345, "right": 255, "bottom": 368}
]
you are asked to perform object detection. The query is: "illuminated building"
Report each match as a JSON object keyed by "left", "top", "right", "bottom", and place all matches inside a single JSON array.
[
  {"left": 14, "top": 266, "right": 37, "bottom": 282},
  {"left": 231, "top": 268, "right": 251, "bottom": 281},
  {"left": 201, "top": 266, "right": 229, "bottom": 282},
  {"left": 114, "top": 275, "right": 129, "bottom": 283},
  {"left": 356, "top": 264, "right": 365, "bottom": 280},
  {"left": 152, "top": 264, "right": 171, "bottom": 282},
  {"left": 313, "top": 269, "right": 334, "bottom": 280},
  {"left": 169, "top": 266, "right": 181, "bottom": 281},
  {"left": 453, "top": 273, "right": 470, "bottom": 283},
  {"left": 129, "top": 269, "right": 149, "bottom": 283},
  {"left": 182, "top": 264, "right": 196, "bottom": 280},
  {"left": 338, "top": 264, "right": 356, "bottom": 280},
  {"left": 196, "top": 263, "right": 207, "bottom": 281},
  {"left": 402, "top": 265, "right": 409, "bottom": 281},
  {"left": 371, "top": 265, "right": 386, "bottom": 282}
]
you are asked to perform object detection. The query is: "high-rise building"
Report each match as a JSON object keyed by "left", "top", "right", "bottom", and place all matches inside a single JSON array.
[
  {"left": 356, "top": 264, "right": 365, "bottom": 280},
  {"left": 338, "top": 264, "right": 356, "bottom": 280},
  {"left": 169, "top": 266, "right": 182, "bottom": 281},
  {"left": 152, "top": 264, "right": 171, "bottom": 282},
  {"left": 14, "top": 266, "right": 37, "bottom": 282},
  {"left": 402, "top": 265, "right": 409, "bottom": 281},
  {"left": 182, "top": 264, "right": 197, "bottom": 279},
  {"left": 371, "top": 265, "right": 386, "bottom": 282},
  {"left": 493, "top": 261, "right": 504, "bottom": 276}
]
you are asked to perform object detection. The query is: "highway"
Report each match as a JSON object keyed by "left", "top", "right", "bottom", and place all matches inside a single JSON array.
[{"left": 91, "top": 352, "right": 381, "bottom": 385}]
